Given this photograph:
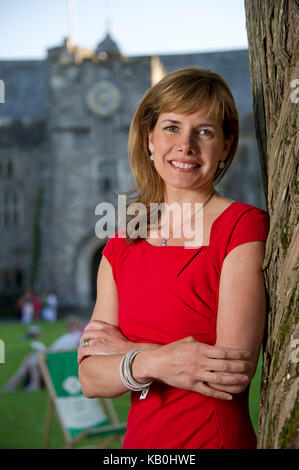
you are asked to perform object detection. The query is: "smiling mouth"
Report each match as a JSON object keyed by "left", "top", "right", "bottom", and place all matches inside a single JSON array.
[{"left": 168, "top": 160, "right": 201, "bottom": 170}]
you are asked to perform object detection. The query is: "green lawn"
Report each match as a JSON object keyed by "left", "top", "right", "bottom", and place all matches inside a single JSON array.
[
  {"left": 0, "top": 320, "right": 130, "bottom": 449},
  {"left": 0, "top": 320, "right": 262, "bottom": 448}
]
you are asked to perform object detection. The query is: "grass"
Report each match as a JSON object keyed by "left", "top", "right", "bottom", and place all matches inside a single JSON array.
[
  {"left": 0, "top": 320, "right": 262, "bottom": 449},
  {"left": 0, "top": 320, "right": 130, "bottom": 449}
]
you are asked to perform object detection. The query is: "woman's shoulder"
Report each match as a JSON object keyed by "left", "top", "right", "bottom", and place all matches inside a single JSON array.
[
  {"left": 232, "top": 200, "right": 269, "bottom": 215},
  {"left": 213, "top": 197, "right": 269, "bottom": 226},
  {"left": 220, "top": 201, "right": 270, "bottom": 256},
  {"left": 102, "top": 229, "right": 130, "bottom": 251},
  {"left": 213, "top": 194, "right": 268, "bottom": 213},
  {"left": 101, "top": 230, "right": 131, "bottom": 273}
]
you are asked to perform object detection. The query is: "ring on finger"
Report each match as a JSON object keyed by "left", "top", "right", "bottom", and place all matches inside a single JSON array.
[{"left": 81, "top": 339, "right": 90, "bottom": 347}]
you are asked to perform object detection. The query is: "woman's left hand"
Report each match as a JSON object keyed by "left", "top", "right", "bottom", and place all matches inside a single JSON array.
[
  {"left": 206, "top": 368, "right": 256, "bottom": 394},
  {"left": 78, "top": 320, "right": 134, "bottom": 364}
]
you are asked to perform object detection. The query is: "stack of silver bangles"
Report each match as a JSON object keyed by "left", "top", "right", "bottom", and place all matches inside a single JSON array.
[{"left": 119, "top": 349, "right": 153, "bottom": 400}]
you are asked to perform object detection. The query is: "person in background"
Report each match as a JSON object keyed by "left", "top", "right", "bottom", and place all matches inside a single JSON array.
[
  {"left": 17, "top": 290, "right": 34, "bottom": 324},
  {"left": 0, "top": 316, "right": 82, "bottom": 392},
  {"left": 32, "top": 291, "right": 42, "bottom": 321},
  {"left": 42, "top": 291, "right": 58, "bottom": 323}
]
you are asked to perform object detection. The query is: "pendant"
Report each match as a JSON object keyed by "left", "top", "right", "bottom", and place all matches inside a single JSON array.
[
  {"left": 140, "top": 387, "right": 150, "bottom": 399},
  {"left": 161, "top": 240, "right": 167, "bottom": 246}
]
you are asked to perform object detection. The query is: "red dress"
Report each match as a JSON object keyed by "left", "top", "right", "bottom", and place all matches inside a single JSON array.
[{"left": 102, "top": 201, "right": 270, "bottom": 449}]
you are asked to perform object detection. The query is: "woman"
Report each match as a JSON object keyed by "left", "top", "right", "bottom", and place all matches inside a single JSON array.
[{"left": 78, "top": 68, "right": 270, "bottom": 449}]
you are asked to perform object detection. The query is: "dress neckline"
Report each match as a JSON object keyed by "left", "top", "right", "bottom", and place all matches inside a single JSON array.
[{"left": 142, "top": 201, "right": 238, "bottom": 249}]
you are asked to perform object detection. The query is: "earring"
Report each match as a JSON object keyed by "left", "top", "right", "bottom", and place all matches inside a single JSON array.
[
  {"left": 218, "top": 161, "right": 225, "bottom": 169},
  {"left": 150, "top": 154, "right": 154, "bottom": 161}
]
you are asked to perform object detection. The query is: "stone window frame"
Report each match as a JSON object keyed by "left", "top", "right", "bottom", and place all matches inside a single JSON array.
[
  {"left": 0, "top": 153, "right": 16, "bottom": 178},
  {"left": 92, "top": 156, "right": 116, "bottom": 194},
  {"left": 0, "top": 268, "right": 24, "bottom": 292},
  {"left": 0, "top": 189, "right": 23, "bottom": 227}
]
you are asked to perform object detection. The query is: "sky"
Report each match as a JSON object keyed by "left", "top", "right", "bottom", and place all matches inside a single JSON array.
[{"left": 0, "top": 0, "right": 248, "bottom": 59}]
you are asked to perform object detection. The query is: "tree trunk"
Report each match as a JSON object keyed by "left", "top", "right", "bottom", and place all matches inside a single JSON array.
[{"left": 244, "top": 0, "right": 299, "bottom": 448}]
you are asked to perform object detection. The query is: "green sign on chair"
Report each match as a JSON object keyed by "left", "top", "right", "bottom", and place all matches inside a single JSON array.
[{"left": 38, "top": 350, "right": 126, "bottom": 448}]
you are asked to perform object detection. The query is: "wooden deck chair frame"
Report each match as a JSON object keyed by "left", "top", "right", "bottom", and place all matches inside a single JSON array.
[{"left": 38, "top": 350, "right": 127, "bottom": 449}]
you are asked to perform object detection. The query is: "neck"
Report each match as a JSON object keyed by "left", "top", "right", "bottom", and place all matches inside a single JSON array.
[
  {"left": 157, "top": 186, "right": 218, "bottom": 236},
  {"left": 163, "top": 185, "right": 218, "bottom": 207}
]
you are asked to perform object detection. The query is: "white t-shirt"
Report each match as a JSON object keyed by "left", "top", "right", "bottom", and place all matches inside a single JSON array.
[
  {"left": 47, "top": 294, "right": 57, "bottom": 308},
  {"left": 50, "top": 331, "right": 82, "bottom": 352}
]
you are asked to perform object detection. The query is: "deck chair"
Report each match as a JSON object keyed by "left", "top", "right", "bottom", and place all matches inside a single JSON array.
[{"left": 38, "top": 350, "right": 127, "bottom": 449}]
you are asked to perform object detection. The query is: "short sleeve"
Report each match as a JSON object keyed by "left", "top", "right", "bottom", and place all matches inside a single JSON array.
[
  {"left": 101, "top": 231, "right": 128, "bottom": 284},
  {"left": 225, "top": 208, "right": 270, "bottom": 257},
  {"left": 101, "top": 233, "right": 117, "bottom": 266}
]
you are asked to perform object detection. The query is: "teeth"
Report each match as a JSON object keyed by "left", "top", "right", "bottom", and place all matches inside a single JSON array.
[{"left": 170, "top": 161, "right": 199, "bottom": 169}]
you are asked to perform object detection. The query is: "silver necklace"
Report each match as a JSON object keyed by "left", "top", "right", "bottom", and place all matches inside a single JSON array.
[{"left": 160, "top": 190, "right": 215, "bottom": 246}]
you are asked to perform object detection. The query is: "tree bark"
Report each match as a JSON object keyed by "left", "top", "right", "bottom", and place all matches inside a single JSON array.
[{"left": 244, "top": 0, "right": 299, "bottom": 448}]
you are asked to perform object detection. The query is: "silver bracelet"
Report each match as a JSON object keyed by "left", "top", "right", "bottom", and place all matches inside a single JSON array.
[{"left": 119, "top": 349, "right": 153, "bottom": 399}]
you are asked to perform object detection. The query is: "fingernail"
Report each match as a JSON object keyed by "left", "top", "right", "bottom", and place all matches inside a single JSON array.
[{"left": 226, "top": 395, "right": 233, "bottom": 400}]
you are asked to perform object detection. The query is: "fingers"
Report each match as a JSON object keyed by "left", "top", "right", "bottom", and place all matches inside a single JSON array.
[
  {"left": 78, "top": 339, "right": 109, "bottom": 355},
  {"left": 200, "top": 370, "right": 249, "bottom": 386},
  {"left": 83, "top": 324, "right": 107, "bottom": 334},
  {"left": 77, "top": 337, "right": 100, "bottom": 364},
  {"left": 204, "top": 343, "right": 252, "bottom": 360},
  {"left": 82, "top": 322, "right": 105, "bottom": 335},
  {"left": 80, "top": 330, "right": 107, "bottom": 342},
  {"left": 77, "top": 345, "right": 90, "bottom": 364},
  {"left": 205, "top": 358, "right": 252, "bottom": 374},
  {"left": 80, "top": 332, "right": 100, "bottom": 348},
  {"left": 77, "top": 342, "right": 106, "bottom": 364},
  {"left": 84, "top": 320, "right": 118, "bottom": 332},
  {"left": 182, "top": 337, "right": 251, "bottom": 360},
  {"left": 194, "top": 381, "right": 233, "bottom": 401},
  {"left": 78, "top": 338, "right": 92, "bottom": 363},
  {"left": 206, "top": 382, "right": 248, "bottom": 394}
]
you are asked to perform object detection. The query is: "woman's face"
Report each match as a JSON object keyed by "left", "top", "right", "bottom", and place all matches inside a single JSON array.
[{"left": 148, "top": 108, "right": 233, "bottom": 194}]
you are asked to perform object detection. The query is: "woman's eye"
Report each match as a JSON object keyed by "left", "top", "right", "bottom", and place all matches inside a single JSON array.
[
  {"left": 165, "top": 126, "right": 179, "bottom": 133},
  {"left": 198, "top": 129, "right": 213, "bottom": 137}
]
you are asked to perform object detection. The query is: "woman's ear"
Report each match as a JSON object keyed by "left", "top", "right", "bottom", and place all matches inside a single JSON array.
[{"left": 148, "top": 128, "right": 154, "bottom": 154}]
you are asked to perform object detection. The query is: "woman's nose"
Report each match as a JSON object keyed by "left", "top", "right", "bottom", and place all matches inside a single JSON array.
[{"left": 177, "top": 134, "right": 197, "bottom": 154}]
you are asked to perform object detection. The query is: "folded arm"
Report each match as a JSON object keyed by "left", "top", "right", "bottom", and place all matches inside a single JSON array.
[
  {"left": 78, "top": 253, "right": 256, "bottom": 400},
  {"left": 78, "top": 255, "right": 161, "bottom": 398}
]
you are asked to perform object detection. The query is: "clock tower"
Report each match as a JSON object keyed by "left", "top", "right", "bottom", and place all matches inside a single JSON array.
[
  {"left": 86, "top": 80, "right": 121, "bottom": 117},
  {"left": 41, "top": 34, "right": 152, "bottom": 307}
]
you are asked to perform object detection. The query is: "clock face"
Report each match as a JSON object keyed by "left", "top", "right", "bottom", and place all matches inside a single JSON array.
[{"left": 86, "top": 80, "right": 120, "bottom": 116}]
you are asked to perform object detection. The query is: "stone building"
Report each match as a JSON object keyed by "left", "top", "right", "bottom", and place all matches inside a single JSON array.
[{"left": 0, "top": 34, "right": 266, "bottom": 314}]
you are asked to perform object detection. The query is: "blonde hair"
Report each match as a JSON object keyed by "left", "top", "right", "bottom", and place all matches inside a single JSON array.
[{"left": 118, "top": 67, "right": 239, "bottom": 243}]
